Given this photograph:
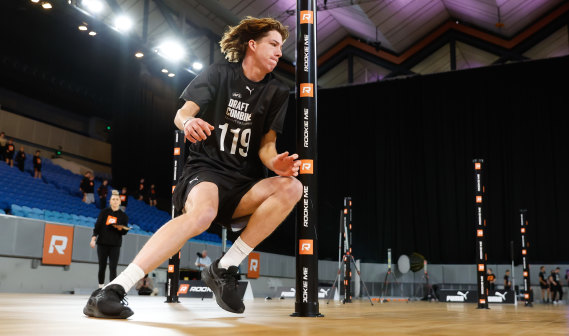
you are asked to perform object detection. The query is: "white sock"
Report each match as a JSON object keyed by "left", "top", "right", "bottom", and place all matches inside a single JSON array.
[
  {"left": 105, "top": 263, "right": 145, "bottom": 292},
  {"left": 219, "top": 236, "right": 253, "bottom": 269},
  {"left": 98, "top": 284, "right": 104, "bottom": 289}
]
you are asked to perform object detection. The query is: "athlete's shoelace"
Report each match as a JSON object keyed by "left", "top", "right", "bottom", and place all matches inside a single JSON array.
[
  {"left": 108, "top": 287, "right": 129, "bottom": 306},
  {"left": 219, "top": 269, "right": 239, "bottom": 289}
]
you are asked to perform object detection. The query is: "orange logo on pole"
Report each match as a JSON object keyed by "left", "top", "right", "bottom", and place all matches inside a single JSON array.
[
  {"left": 300, "top": 159, "right": 314, "bottom": 174},
  {"left": 174, "top": 147, "right": 180, "bottom": 155},
  {"left": 299, "top": 239, "right": 313, "bottom": 255},
  {"left": 476, "top": 196, "right": 482, "bottom": 203},
  {"left": 42, "top": 223, "right": 74, "bottom": 265},
  {"left": 168, "top": 265, "right": 175, "bottom": 273},
  {"left": 477, "top": 229, "right": 483, "bottom": 237},
  {"left": 300, "top": 10, "right": 314, "bottom": 24},
  {"left": 475, "top": 162, "right": 481, "bottom": 170},
  {"left": 247, "top": 252, "right": 260, "bottom": 279},
  {"left": 172, "top": 185, "right": 176, "bottom": 193},
  {"left": 478, "top": 264, "right": 485, "bottom": 271},
  {"left": 300, "top": 83, "right": 314, "bottom": 97}
]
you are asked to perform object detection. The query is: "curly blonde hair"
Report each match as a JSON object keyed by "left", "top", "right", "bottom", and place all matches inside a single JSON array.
[{"left": 220, "top": 16, "right": 289, "bottom": 62}]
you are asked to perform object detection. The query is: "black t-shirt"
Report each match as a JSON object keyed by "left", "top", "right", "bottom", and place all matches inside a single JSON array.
[
  {"left": 539, "top": 271, "right": 546, "bottom": 282},
  {"left": 179, "top": 60, "right": 289, "bottom": 179},
  {"left": 33, "top": 155, "right": 42, "bottom": 169},
  {"left": 80, "top": 178, "right": 95, "bottom": 193},
  {"left": 93, "top": 207, "right": 129, "bottom": 246},
  {"left": 15, "top": 150, "right": 26, "bottom": 163},
  {"left": 487, "top": 274, "right": 495, "bottom": 282},
  {"left": 120, "top": 193, "right": 128, "bottom": 207},
  {"left": 6, "top": 144, "right": 15, "bottom": 157},
  {"left": 504, "top": 275, "right": 511, "bottom": 289}
]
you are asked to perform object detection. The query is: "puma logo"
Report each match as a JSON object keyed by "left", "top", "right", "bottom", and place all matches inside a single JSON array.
[{"left": 246, "top": 86, "right": 254, "bottom": 95}]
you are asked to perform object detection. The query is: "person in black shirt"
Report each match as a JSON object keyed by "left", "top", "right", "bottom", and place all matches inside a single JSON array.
[
  {"left": 0, "top": 132, "right": 6, "bottom": 161},
  {"left": 80, "top": 172, "right": 95, "bottom": 204},
  {"left": 135, "top": 178, "right": 146, "bottom": 202},
  {"left": 5, "top": 138, "right": 15, "bottom": 167},
  {"left": 553, "top": 267, "right": 563, "bottom": 303},
  {"left": 85, "top": 17, "right": 300, "bottom": 319},
  {"left": 504, "top": 269, "right": 512, "bottom": 291},
  {"left": 539, "top": 266, "right": 550, "bottom": 303},
  {"left": 119, "top": 187, "right": 128, "bottom": 211},
  {"left": 33, "top": 150, "right": 42, "bottom": 179},
  {"left": 90, "top": 190, "right": 129, "bottom": 288},
  {"left": 487, "top": 268, "right": 496, "bottom": 293},
  {"left": 148, "top": 184, "right": 157, "bottom": 207},
  {"left": 97, "top": 179, "right": 109, "bottom": 209},
  {"left": 15, "top": 146, "right": 26, "bottom": 172}
]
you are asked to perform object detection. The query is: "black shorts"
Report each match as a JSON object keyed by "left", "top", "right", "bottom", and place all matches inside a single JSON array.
[
  {"left": 172, "top": 167, "right": 262, "bottom": 228},
  {"left": 540, "top": 283, "right": 549, "bottom": 289}
]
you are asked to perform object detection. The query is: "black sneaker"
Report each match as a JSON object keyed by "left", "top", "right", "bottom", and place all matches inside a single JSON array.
[
  {"left": 202, "top": 260, "right": 245, "bottom": 313},
  {"left": 83, "top": 284, "right": 134, "bottom": 319}
]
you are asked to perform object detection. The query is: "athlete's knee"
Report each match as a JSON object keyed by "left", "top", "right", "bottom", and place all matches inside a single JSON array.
[
  {"left": 280, "top": 177, "right": 303, "bottom": 203},
  {"left": 183, "top": 206, "right": 216, "bottom": 232}
]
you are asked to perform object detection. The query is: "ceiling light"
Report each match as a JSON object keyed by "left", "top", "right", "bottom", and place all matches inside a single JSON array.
[
  {"left": 192, "top": 62, "right": 203, "bottom": 71},
  {"left": 161, "top": 68, "right": 168, "bottom": 73},
  {"left": 114, "top": 15, "right": 133, "bottom": 32},
  {"left": 134, "top": 52, "right": 144, "bottom": 58},
  {"left": 78, "top": 25, "right": 88, "bottom": 31},
  {"left": 168, "top": 73, "right": 175, "bottom": 77},
  {"left": 157, "top": 40, "right": 186, "bottom": 62},
  {"left": 42, "top": 2, "right": 52, "bottom": 9},
  {"left": 88, "top": 31, "right": 97, "bottom": 36},
  {"left": 82, "top": 0, "right": 104, "bottom": 14},
  {"left": 31, "top": 0, "right": 40, "bottom": 3}
]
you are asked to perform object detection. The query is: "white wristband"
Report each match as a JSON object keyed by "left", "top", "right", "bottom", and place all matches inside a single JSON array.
[{"left": 183, "top": 117, "right": 193, "bottom": 127}]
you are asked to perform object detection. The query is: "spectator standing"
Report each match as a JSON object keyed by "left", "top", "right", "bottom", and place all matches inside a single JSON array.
[
  {"left": 553, "top": 267, "right": 563, "bottom": 303},
  {"left": 504, "top": 269, "right": 512, "bottom": 291},
  {"left": 97, "top": 179, "right": 109, "bottom": 208},
  {"left": 195, "top": 250, "right": 212, "bottom": 272},
  {"left": 33, "top": 150, "right": 42, "bottom": 179},
  {"left": 0, "top": 132, "right": 6, "bottom": 161},
  {"left": 148, "top": 184, "right": 157, "bottom": 207},
  {"left": 5, "top": 138, "right": 15, "bottom": 167},
  {"left": 119, "top": 187, "right": 128, "bottom": 212},
  {"left": 15, "top": 146, "right": 26, "bottom": 172},
  {"left": 80, "top": 172, "right": 95, "bottom": 204},
  {"left": 135, "top": 178, "right": 146, "bottom": 202},
  {"left": 487, "top": 268, "right": 496, "bottom": 293},
  {"left": 539, "top": 266, "right": 550, "bottom": 303},
  {"left": 90, "top": 190, "right": 129, "bottom": 288}
]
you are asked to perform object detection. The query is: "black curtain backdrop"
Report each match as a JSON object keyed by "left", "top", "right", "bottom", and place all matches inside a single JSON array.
[
  {"left": 111, "top": 55, "right": 569, "bottom": 265},
  {"left": 307, "top": 55, "right": 569, "bottom": 264}
]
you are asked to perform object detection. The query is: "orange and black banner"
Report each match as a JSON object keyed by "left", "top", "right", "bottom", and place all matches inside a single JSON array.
[
  {"left": 293, "top": 0, "right": 322, "bottom": 317},
  {"left": 520, "top": 209, "right": 533, "bottom": 306},
  {"left": 473, "top": 159, "right": 489, "bottom": 309},
  {"left": 166, "top": 130, "right": 186, "bottom": 303}
]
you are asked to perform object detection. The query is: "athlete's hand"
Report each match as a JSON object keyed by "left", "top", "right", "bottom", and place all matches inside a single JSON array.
[
  {"left": 271, "top": 152, "right": 301, "bottom": 177},
  {"left": 89, "top": 239, "right": 96, "bottom": 248},
  {"left": 184, "top": 118, "right": 214, "bottom": 143}
]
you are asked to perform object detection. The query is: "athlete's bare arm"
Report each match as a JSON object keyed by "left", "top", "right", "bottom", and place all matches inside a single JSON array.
[
  {"left": 258, "top": 130, "right": 301, "bottom": 177},
  {"left": 174, "top": 101, "right": 214, "bottom": 143}
]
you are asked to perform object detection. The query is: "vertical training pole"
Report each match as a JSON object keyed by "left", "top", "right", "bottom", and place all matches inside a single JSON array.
[
  {"left": 343, "top": 197, "right": 352, "bottom": 303},
  {"left": 520, "top": 209, "right": 532, "bottom": 306},
  {"left": 165, "top": 130, "right": 185, "bottom": 303},
  {"left": 293, "top": 0, "right": 321, "bottom": 317},
  {"left": 473, "top": 159, "right": 489, "bottom": 309}
]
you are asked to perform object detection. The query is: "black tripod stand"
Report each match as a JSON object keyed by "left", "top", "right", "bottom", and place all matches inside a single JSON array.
[
  {"left": 327, "top": 252, "right": 374, "bottom": 305},
  {"left": 380, "top": 248, "right": 399, "bottom": 302}
]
